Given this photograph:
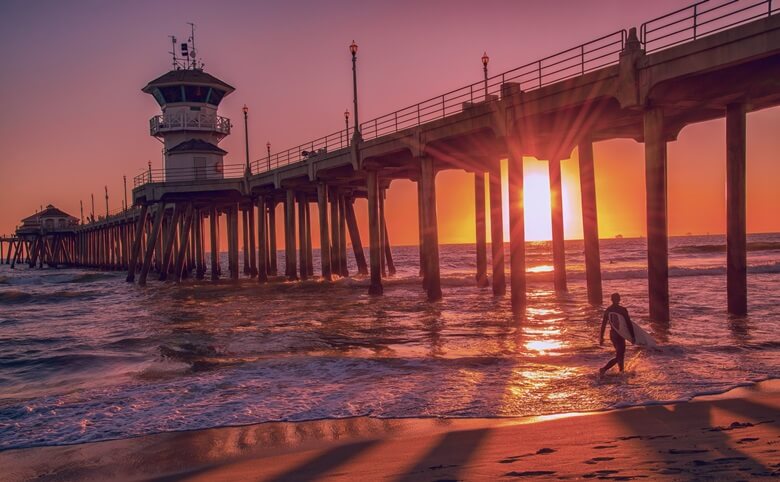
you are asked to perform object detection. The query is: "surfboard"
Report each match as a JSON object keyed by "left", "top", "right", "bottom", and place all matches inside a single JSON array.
[{"left": 608, "top": 312, "right": 657, "bottom": 348}]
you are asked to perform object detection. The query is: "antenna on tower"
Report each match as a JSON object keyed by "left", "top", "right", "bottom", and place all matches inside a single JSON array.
[{"left": 169, "top": 35, "right": 179, "bottom": 70}]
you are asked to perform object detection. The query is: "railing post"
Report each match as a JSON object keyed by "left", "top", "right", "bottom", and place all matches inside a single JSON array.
[
  {"left": 417, "top": 104, "right": 421, "bottom": 125},
  {"left": 693, "top": 4, "right": 698, "bottom": 40},
  {"left": 394, "top": 112, "right": 398, "bottom": 132},
  {"left": 581, "top": 44, "right": 585, "bottom": 74},
  {"left": 538, "top": 60, "right": 542, "bottom": 88},
  {"left": 441, "top": 95, "right": 445, "bottom": 118}
]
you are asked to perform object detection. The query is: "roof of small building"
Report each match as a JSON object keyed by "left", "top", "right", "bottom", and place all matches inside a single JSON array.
[
  {"left": 167, "top": 139, "right": 227, "bottom": 154},
  {"left": 21, "top": 205, "right": 78, "bottom": 223},
  {"left": 142, "top": 69, "right": 235, "bottom": 94}
]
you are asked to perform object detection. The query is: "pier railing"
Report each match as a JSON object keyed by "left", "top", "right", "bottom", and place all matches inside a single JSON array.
[
  {"left": 134, "top": 0, "right": 778, "bottom": 187},
  {"left": 133, "top": 163, "right": 245, "bottom": 187},
  {"left": 641, "top": 0, "right": 778, "bottom": 52},
  {"left": 249, "top": 126, "right": 354, "bottom": 174}
]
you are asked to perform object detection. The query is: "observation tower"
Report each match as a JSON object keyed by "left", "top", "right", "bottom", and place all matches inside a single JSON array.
[{"left": 142, "top": 25, "right": 235, "bottom": 182}]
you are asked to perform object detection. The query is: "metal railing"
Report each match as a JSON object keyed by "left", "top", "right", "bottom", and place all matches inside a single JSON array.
[
  {"left": 359, "top": 30, "right": 626, "bottom": 140},
  {"left": 149, "top": 112, "right": 231, "bottom": 136},
  {"left": 133, "top": 0, "right": 778, "bottom": 188},
  {"left": 641, "top": 0, "right": 778, "bottom": 52},
  {"left": 249, "top": 30, "right": 625, "bottom": 175},
  {"left": 133, "top": 163, "right": 245, "bottom": 187},
  {"left": 250, "top": 126, "right": 354, "bottom": 174}
]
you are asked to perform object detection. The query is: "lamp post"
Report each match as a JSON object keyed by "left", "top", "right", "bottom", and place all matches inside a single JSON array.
[
  {"left": 482, "top": 51, "right": 490, "bottom": 101},
  {"left": 123, "top": 175, "right": 128, "bottom": 212},
  {"left": 266, "top": 141, "right": 271, "bottom": 171},
  {"left": 350, "top": 40, "right": 360, "bottom": 141},
  {"left": 147, "top": 160, "right": 152, "bottom": 182},
  {"left": 243, "top": 105, "right": 251, "bottom": 176},
  {"left": 344, "top": 109, "right": 350, "bottom": 146},
  {"left": 105, "top": 186, "right": 109, "bottom": 218}
]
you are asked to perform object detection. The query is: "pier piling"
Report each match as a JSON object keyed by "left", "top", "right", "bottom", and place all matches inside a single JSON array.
[
  {"left": 644, "top": 107, "right": 670, "bottom": 322},
  {"left": 488, "top": 167, "right": 505, "bottom": 296},
  {"left": 579, "top": 139, "right": 603, "bottom": 305},
  {"left": 726, "top": 102, "right": 747, "bottom": 316},
  {"left": 549, "top": 158, "right": 567, "bottom": 292}
]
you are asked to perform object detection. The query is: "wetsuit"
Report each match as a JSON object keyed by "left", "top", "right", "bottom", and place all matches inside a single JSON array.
[{"left": 600, "top": 304, "right": 635, "bottom": 372}]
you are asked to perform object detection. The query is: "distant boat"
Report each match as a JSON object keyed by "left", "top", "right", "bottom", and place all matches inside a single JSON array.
[{"left": 615, "top": 234, "right": 624, "bottom": 239}]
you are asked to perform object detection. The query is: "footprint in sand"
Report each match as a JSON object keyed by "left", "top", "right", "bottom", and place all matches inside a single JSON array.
[
  {"left": 737, "top": 437, "right": 759, "bottom": 444},
  {"left": 584, "top": 456, "right": 615, "bottom": 464},
  {"left": 593, "top": 445, "right": 618, "bottom": 449},
  {"left": 504, "top": 470, "right": 556, "bottom": 477},
  {"left": 668, "top": 448, "right": 709, "bottom": 455}
]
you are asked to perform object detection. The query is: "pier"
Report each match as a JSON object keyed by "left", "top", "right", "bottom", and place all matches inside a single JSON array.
[{"left": 9, "top": 1, "right": 780, "bottom": 321}]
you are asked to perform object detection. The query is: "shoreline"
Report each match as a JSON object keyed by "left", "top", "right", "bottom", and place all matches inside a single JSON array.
[{"left": 4, "top": 379, "right": 778, "bottom": 481}]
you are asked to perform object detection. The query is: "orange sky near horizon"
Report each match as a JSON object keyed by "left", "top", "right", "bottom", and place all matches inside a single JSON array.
[{"left": 1, "top": 0, "right": 778, "bottom": 247}]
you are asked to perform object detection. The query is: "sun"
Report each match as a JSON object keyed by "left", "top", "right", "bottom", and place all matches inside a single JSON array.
[{"left": 499, "top": 158, "right": 553, "bottom": 242}]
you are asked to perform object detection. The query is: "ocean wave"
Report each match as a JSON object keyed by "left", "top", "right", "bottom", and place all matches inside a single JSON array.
[
  {"left": 0, "top": 289, "right": 96, "bottom": 305},
  {"left": 673, "top": 241, "right": 780, "bottom": 253}
]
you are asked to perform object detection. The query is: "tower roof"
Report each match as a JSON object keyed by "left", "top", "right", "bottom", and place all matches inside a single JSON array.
[
  {"left": 167, "top": 139, "right": 227, "bottom": 154},
  {"left": 142, "top": 69, "right": 235, "bottom": 95},
  {"left": 20, "top": 205, "right": 78, "bottom": 223}
]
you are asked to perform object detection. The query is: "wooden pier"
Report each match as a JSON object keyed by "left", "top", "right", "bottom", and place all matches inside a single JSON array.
[{"left": 9, "top": 1, "right": 779, "bottom": 321}]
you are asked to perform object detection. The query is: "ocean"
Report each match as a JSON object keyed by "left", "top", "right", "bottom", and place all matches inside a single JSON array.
[{"left": 1, "top": 234, "right": 778, "bottom": 450}]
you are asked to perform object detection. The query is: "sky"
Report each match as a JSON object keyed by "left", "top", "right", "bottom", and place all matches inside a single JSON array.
[{"left": 1, "top": 0, "right": 778, "bottom": 245}]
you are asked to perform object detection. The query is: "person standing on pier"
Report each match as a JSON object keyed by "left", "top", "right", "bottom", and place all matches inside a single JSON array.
[{"left": 599, "top": 293, "right": 635, "bottom": 376}]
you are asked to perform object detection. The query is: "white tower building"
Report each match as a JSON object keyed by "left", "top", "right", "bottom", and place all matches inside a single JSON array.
[{"left": 142, "top": 33, "right": 235, "bottom": 182}]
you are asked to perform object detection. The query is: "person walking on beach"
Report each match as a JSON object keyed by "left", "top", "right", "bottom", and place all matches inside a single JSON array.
[{"left": 599, "top": 293, "right": 635, "bottom": 376}]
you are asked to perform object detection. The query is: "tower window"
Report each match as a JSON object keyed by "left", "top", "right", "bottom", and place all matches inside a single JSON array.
[
  {"left": 207, "top": 89, "right": 225, "bottom": 106},
  {"left": 184, "top": 85, "right": 208, "bottom": 103},
  {"left": 159, "top": 86, "right": 183, "bottom": 103}
]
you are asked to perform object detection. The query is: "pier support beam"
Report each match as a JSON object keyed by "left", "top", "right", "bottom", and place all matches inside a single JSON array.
[
  {"left": 285, "top": 190, "right": 297, "bottom": 280},
  {"left": 549, "top": 158, "right": 567, "bottom": 292},
  {"left": 339, "top": 195, "right": 349, "bottom": 276},
  {"left": 268, "top": 201, "right": 277, "bottom": 276},
  {"left": 209, "top": 206, "right": 219, "bottom": 280},
  {"left": 420, "top": 157, "right": 442, "bottom": 300},
  {"left": 579, "top": 139, "right": 602, "bottom": 305},
  {"left": 474, "top": 172, "right": 489, "bottom": 287},
  {"left": 126, "top": 203, "right": 148, "bottom": 282},
  {"left": 317, "top": 184, "right": 332, "bottom": 280},
  {"left": 159, "top": 204, "right": 182, "bottom": 281},
  {"left": 345, "top": 197, "right": 368, "bottom": 275},
  {"left": 367, "top": 170, "right": 383, "bottom": 295},
  {"left": 488, "top": 167, "right": 505, "bottom": 296},
  {"left": 229, "top": 205, "right": 240, "bottom": 280},
  {"left": 644, "top": 107, "right": 670, "bottom": 322},
  {"left": 298, "top": 193, "right": 309, "bottom": 281},
  {"left": 305, "top": 199, "right": 314, "bottom": 277},
  {"left": 139, "top": 205, "right": 165, "bottom": 286},
  {"left": 727, "top": 102, "right": 747, "bottom": 316},
  {"left": 242, "top": 209, "right": 250, "bottom": 275},
  {"left": 195, "top": 210, "right": 205, "bottom": 279},
  {"left": 329, "top": 188, "right": 342, "bottom": 277},
  {"left": 257, "top": 196, "right": 268, "bottom": 283},
  {"left": 174, "top": 203, "right": 194, "bottom": 281},
  {"left": 383, "top": 210, "right": 396, "bottom": 275},
  {"left": 248, "top": 204, "right": 257, "bottom": 277},
  {"left": 508, "top": 153, "right": 526, "bottom": 306}
]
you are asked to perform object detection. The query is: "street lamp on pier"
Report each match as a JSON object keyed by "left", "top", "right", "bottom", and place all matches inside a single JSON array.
[
  {"left": 350, "top": 41, "right": 361, "bottom": 142},
  {"left": 243, "top": 105, "right": 251, "bottom": 176},
  {"left": 344, "top": 109, "right": 350, "bottom": 146},
  {"left": 266, "top": 141, "right": 271, "bottom": 171},
  {"left": 482, "top": 51, "right": 490, "bottom": 101}
]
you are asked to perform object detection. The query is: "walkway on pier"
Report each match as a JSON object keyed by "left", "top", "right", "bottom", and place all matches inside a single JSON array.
[{"left": 51, "top": 0, "right": 780, "bottom": 321}]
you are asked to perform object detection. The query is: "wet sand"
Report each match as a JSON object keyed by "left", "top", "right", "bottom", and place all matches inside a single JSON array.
[{"left": 3, "top": 380, "right": 779, "bottom": 481}]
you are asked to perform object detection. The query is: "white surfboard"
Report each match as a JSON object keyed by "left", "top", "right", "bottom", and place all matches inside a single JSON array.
[{"left": 608, "top": 312, "right": 657, "bottom": 348}]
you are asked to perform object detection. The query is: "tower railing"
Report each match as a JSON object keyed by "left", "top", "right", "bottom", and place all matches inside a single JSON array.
[
  {"left": 149, "top": 112, "right": 231, "bottom": 136},
  {"left": 133, "top": 163, "right": 245, "bottom": 187}
]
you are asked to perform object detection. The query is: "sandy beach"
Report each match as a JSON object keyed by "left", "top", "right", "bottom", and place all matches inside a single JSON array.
[{"left": 2, "top": 380, "right": 778, "bottom": 481}]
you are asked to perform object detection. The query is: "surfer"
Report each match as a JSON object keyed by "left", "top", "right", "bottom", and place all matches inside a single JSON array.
[{"left": 599, "top": 293, "right": 635, "bottom": 376}]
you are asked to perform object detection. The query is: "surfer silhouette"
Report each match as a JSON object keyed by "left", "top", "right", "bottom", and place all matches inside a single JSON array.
[{"left": 599, "top": 293, "right": 635, "bottom": 376}]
